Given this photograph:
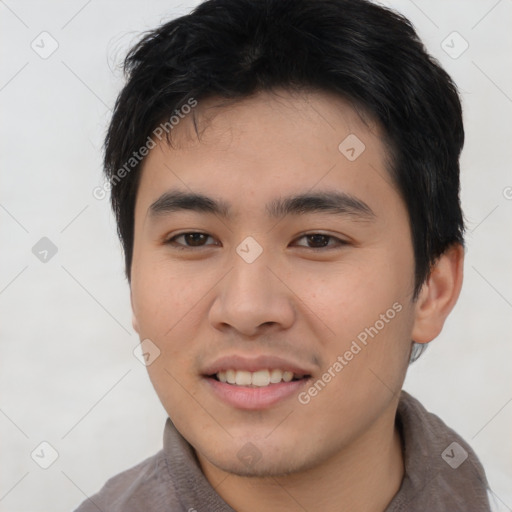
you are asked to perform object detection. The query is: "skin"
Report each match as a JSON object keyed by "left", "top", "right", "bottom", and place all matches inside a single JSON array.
[{"left": 130, "top": 89, "right": 464, "bottom": 512}]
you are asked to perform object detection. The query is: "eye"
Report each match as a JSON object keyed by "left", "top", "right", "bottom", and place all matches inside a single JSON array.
[
  {"left": 164, "top": 232, "right": 347, "bottom": 250},
  {"left": 165, "top": 232, "right": 218, "bottom": 248},
  {"left": 293, "top": 233, "right": 347, "bottom": 250}
]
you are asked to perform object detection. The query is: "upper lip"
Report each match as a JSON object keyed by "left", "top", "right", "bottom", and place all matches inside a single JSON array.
[{"left": 202, "top": 354, "right": 314, "bottom": 376}]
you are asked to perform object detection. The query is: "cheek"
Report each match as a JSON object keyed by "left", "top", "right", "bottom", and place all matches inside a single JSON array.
[
  {"left": 323, "top": 269, "right": 413, "bottom": 401},
  {"left": 301, "top": 253, "right": 411, "bottom": 336},
  {"left": 131, "top": 261, "right": 204, "bottom": 409},
  {"left": 131, "top": 254, "right": 208, "bottom": 338},
  {"left": 298, "top": 247, "right": 414, "bottom": 388}
]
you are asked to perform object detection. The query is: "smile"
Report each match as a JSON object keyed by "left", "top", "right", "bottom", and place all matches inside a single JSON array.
[{"left": 214, "top": 369, "right": 308, "bottom": 387}]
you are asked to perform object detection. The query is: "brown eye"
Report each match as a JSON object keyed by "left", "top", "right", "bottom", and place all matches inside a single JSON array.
[
  {"left": 294, "top": 233, "right": 346, "bottom": 249},
  {"left": 305, "top": 234, "right": 330, "bottom": 248},
  {"left": 166, "top": 232, "right": 216, "bottom": 248}
]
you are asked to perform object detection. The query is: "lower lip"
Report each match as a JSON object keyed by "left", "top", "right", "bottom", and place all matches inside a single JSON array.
[{"left": 204, "top": 377, "right": 310, "bottom": 410}]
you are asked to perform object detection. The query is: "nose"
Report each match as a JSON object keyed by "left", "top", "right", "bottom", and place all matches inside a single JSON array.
[{"left": 208, "top": 250, "right": 296, "bottom": 337}]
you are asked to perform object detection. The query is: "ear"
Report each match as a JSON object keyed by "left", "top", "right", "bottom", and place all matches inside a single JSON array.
[
  {"left": 130, "top": 289, "right": 140, "bottom": 335},
  {"left": 411, "top": 243, "right": 464, "bottom": 344}
]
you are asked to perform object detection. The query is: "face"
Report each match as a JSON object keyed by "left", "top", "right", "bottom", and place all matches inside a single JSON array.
[{"left": 130, "top": 89, "right": 418, "bottom": 477}]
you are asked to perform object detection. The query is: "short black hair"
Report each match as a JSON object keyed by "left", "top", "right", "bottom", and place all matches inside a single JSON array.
[{"left": 104, "top": 0, "right": 465, "bottom": 359}]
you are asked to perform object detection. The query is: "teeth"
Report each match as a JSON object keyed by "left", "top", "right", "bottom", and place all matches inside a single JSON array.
[
  {"left": 215, "top": 369, "right": 303, "bottom": 387},
  {"left": 252, "top": 370, "right": 270, "bottom": 387},
  {"left": 282, "top": 371, "right": 293, "bottom": 382},
  {"left": 235, "top": 370, "right": 252, "bottom": 386},
  {"left": 269, "top": 369, "right": 283, "bottom": 383}
]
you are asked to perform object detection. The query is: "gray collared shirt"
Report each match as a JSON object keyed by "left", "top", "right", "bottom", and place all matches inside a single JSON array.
[{"left": 74, "top": 390, "right": 492, "bottom": 511}]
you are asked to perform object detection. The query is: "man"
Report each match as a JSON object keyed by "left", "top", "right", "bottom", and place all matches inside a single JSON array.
[{"left": 76, "top": 0, "right": 492, "bottom": 510}]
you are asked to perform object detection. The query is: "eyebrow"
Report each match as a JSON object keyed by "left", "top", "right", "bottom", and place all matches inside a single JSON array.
[{"left": 148, "top": 188, "right": 376, "bottom": 221}]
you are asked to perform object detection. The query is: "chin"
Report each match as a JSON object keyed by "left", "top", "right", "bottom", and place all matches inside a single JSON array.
[
  {"left": 205, "top": 453, "right": 308, "bottom": 478},
  {"left": 196, "top": 436, "right": 321, "bottom": 479}
]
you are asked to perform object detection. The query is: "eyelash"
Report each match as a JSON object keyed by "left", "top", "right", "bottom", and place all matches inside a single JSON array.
[{"left": 164, "top": 232, "right": 348, "bottom": 251}]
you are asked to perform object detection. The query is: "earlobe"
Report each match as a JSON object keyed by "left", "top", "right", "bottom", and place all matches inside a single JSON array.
[{"left": 411, "top": 243, "right": 464, "bottom": 344}]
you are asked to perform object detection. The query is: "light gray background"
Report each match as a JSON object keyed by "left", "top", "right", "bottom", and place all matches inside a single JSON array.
[{"left": 1, "top": 1, "right": 511, "bottom": 510}]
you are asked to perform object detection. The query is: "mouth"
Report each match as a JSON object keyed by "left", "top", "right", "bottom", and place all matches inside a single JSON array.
[
  {"left": 201, "top": 354, "right": 314, "bottom": 409},
  {"left": 203, "top": 365, "right": 312, "bottom": 410},
  {"left": 208, "top": 368, "right": 310, "bottom": 387}
]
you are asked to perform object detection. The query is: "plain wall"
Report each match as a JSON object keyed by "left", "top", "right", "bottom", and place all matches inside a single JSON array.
[{"left": 1, "top": 1, "right": 511, "bottom": 510}]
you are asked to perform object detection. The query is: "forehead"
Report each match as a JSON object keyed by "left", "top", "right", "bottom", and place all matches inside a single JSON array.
[
  {"left": 164, "top": 88, "right": 382, "bottom": 153},
  {"left": 134, "top": 89, "right": 401, "bottom": 221}
]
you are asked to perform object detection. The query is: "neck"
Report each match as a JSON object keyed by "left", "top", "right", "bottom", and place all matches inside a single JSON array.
[{"left": 197, "top": 404, "right": 404, "bottom": 512}]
